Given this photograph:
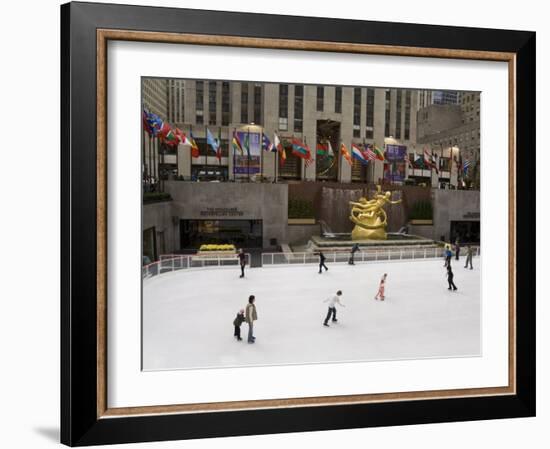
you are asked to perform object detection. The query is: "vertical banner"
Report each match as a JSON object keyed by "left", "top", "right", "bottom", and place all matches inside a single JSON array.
[
  {"left": 234, "top": 131, "right": 261, "bottom": 176},
  {"left": 384, "top": 144, "right": 407, "bottom": 182}
]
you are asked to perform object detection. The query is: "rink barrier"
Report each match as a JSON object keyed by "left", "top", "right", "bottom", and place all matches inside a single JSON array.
[
  {"left": 142, "top": 253, "right": 251, "bottom": 280},
  {"left": 260, "top": 246, "right": 480, "bottom": 266}
]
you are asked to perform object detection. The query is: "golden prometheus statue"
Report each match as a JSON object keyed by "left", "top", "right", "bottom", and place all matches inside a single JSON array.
[{"left": 349, "top": 185, "right": 402, "bottom": 240}]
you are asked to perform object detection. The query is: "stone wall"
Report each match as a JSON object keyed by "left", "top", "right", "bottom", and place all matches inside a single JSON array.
[
  {"left": 143, "top": 201, "right": 177, "bottom": 255},
  {"left": 164, "top": 181, "right": 288, "bottom": 248},
  {"left": 432, "top": 189, "right": 480, "bottom": 242}
]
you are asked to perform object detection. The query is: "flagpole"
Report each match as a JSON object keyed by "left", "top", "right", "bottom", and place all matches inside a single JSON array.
[
  {"left": 232, "top": 128, "right": 236, "bottom": 182},
  {"left": 204, "top": 126, "right": 208, "bottom": 177},
  {"left": 247, "top": 127, "right": 251, "bottom": 182},
  {"left": 260, "top": 129, "right": 264, "bottom": 182}
]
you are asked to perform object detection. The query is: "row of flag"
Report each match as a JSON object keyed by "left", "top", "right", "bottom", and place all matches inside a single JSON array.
[{"left": 144, "top": 109, "right": 476, "bottom": 175}]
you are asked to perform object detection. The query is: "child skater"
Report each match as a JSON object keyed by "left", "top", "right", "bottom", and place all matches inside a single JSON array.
[
  {"left": 374, "top": 273, "right": 387, "bottom": 301},
  {"left": 233, "top": 309, "right": 245, "bottom": 341}
]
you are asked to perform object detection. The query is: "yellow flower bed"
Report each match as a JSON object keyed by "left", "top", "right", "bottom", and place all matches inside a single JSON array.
[{"left": 199, "top": 244, "right": 236, "bottom": 252}]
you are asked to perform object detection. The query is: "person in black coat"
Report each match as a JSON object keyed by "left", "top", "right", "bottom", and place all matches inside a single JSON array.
[
  {"left": 447, "top": 265, "right": 457, "bottom": 291},
  {"left": 237, "top": 249, "right": 247, "bottom": 278},
  {"left": 233, "top": 309, "right": 245, "bottom": 341},
  {"left": 348, "top": 243, "right": 360, "bottom": 265},
  {"left": 318, "top": 251, "right": 328, "bottom": 274}
]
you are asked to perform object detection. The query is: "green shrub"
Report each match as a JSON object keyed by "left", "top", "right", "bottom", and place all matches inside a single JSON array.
[
  {"left": 409, "top": 200, "right": 433, "bottom": 220},
  {"left": 143, "top": 192, "right": 172, "bottom": 203},
  {"left": 288, "top": 198, "right": 315, "bottom": 219}
]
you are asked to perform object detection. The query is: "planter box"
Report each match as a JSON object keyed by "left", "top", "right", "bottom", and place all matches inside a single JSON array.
[
  {"left": 409, "top": 219, "right": 433, "bottom": 225},
  {"left": 288, "top": 218, "right": 316, "bottom": 225}
]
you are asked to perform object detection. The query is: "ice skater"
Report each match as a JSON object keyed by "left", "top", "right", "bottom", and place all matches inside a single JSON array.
[
  {"left": 348, "top": 243, "right": 360, "bottom": 265},
  {"left": 443, "top": 244, "right": 453, "bottom": 268},
  {"left": 323, "top": 290, "right": 344, "bottom": 327},
  {"left": 233, "top": 309, "right": 245, "bottom": 341},
  {"left": 318, "top": 251, "right": 328, "bottom": 274},
  {"left": 245, "top": 295, "right": 257, "bottom": 343},
  {"left": 374, "top": 273, "right": 387, "bottom": 301},
  {"left": 454, "top": 238, "right": 461, "bottom": 261},
  {"left": 447, "top": 265, "right": 457, "bottom": 291},
  {"left": 238, "top": 249, "right": 247, "bottom": 278},
  {"left": 464, "top": 245, "right": 474, "bottom": 270}
]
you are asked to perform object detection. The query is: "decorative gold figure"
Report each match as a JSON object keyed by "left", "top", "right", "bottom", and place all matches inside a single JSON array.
[{"left": 349, "top": 185, "right": 402, "bottom": 240}]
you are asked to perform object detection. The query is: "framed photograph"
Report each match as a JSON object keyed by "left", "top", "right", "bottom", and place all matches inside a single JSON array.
[{"left": 61, "top": 1, "right": 535, "bottom": 446}]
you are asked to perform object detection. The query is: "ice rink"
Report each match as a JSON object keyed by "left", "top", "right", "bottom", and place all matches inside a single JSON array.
[{"left": 143, "top": 257, "right": 481, "bottom": 371}]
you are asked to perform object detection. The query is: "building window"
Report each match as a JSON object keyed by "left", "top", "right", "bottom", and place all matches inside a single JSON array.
[
  {"left": 404, "top": 90, "right": 411, "bottom": 140},
  {"left": 334, "top": 86, "right": 342, "bottom": 113},
  {"left": 294, "top": 85, "right": 303, "bottom": 132},
  {"left": 353, "top": 87, "right": 361, "bottom": 138},
  {"left": 196, "top": 81, "right": 204, "bottom": 125},
  {"left": 221, "top": 82, "right": 230, "bottom": 126},
  {"left": 365, "top": 88, "right": 374, "bottom": 139},
  {"left": 278, "top": 141, "right": 302, "bottom": 180},
  {"left": 279, "top": 84, "right": 288, "bottom": 131},
  {"left": 253, "top": 84, "right": 262, "bottom": 125},
  {"left": 395, "top": 90, "right": 402, "bottom": 140},
  {"left": 208, "top": 81, "right": 217, "bottom": 125},
  {"left": 384, "top": 89, "right": 391, "bottom": 137},
  {"left": 240, "top": 83, "right": 249, "bottom": 124},
  {"left": 316, "top": 86, "right": 324, "bottom": 111}
]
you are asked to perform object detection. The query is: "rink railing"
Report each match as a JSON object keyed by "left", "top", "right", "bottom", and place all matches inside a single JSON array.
[
  {"left": 142, "top": 253, "right": 251, "bottom": 280},
  {"left": 261, "top": 246, "right": 480, "bottom": 266}
]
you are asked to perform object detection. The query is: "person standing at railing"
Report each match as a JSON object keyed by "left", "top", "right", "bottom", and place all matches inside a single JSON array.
[
  {"left": 318, "top": 251, "right": 328, "bottom": 274},
  {"left": 238, "top": 249, "right": 247, "bottom": 278},
  {"left": 348, "top": 243, "right": 360, "bottom": 265},
  {"left": 464, "top": 245, "right": 474, "bottom": 270},
  {"left": 245, "top": 295, "right": 258, "bottom": 344}
]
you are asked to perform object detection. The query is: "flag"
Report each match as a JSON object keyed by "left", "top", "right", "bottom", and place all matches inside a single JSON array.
[
  {"left": 174, "top": 128, "right": 190, "bottom": 146},
  {"left": 423, "top": 147, "right": 439, "bottom": 174},
  {"left": 316, "top": 142, "right": 328, "bottom": 156},
  {"left": 274, "top": 133, "right": 286, "bottom": 165},
  {"left": 291, "top": 138, "right": 311, "bottom": 160},
  {"left": 206, "top": 128, "right": 219, "bottom": 155},
  {"left": 142, "top": 110, "right": 163, "bottom": 136},
  {"left": 463, "top": 159, "right": 472, "bottom": 174},
  {"left": 363, "top": 144, "right": 377, "bottom": 161},
  {"left": 340, "top": 143, "right": 353, "bottom": 166},
  {"left": 262, "top": 133, "right": 274, "bottom": 152},
  {"left": 372, "top": 144, "right": 385, "bottom": 161},
  {"left": 232, "top": 131, "right": 244, "bottom": 155},
  {"left": 351, "top": 143, "right": 368, "bottom": 165},
  {"left": 159, "top": 122, "right": 178, "bottom": 146},
  {"left": 215, "top": 128, "right": 223, "bottom": 160},
  {"left": 189, "top": 131, "right": 200, "bottom": 158}
]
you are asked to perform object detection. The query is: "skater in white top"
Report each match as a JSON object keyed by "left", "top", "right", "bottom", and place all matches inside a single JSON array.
[{"left": 323, "top": 290, "right": 345, "bottom": 327}]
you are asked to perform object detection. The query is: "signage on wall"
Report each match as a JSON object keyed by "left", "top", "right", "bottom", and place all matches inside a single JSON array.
[{"left": 199, "top": 207, "right": 245, "bottom": 217}]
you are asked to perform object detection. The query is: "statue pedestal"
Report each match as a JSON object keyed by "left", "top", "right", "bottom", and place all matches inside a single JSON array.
[{"left": 351, "top": 225, "right": 387, "bottom": 240}]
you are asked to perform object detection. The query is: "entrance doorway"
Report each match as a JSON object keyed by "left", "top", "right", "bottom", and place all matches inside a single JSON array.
[
  {"left": 316, "top": 120, "right": 340, "bottom": 181},
  {"left": 450, "top": 220, "right": 480, "bottom": 244},
  {"left": 180, "top": 219, "right": 263, "bottom": 249}
]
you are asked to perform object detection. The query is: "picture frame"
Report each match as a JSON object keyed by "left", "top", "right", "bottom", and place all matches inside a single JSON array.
[{"left": 61, "top": 1, "right": 536, "bottom": 446}]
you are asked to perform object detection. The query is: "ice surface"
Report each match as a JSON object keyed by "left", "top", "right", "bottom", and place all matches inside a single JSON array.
[{"left": 143, "top": 257, "right": 480, "bottom": 371}]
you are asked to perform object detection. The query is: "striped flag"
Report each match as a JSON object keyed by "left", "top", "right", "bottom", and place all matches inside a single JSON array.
[
  {"left": 232, "top": 130, "right": 244, "bottom": 155},
  {"left": 372, "top": 144, "right": 385, "bottom": 161},
  {"left": 274, "top": 133, "right": 286, "bottom": 166},
  {"left": 291, "top": 138, "right": 311, "bottom": 160},
  {"left": 463, "top": 159, "right": 472, "bottom": 174},
  {"left": 351, "top": 143, "right": 368, "bottom": 165},
  {"left": 262, "top": 133, "right": 275, "bottom": 152},
  {"left": 189, "top": 131, "right": 200, "bottom": 158},
  {"left": 206, "top": 128, "right": 219, "bottom": 155},
  {"left": 364, "top": 144, "right": 377, "bottom": 161},
  {"left": 340, "top": 143, "right": 353, "bottom": 166}
]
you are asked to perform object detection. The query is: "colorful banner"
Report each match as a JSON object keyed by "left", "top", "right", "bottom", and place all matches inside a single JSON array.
[
  {"left": 384, "top": 144, "right": 407, "bottom": 182},
  {"left": 234, "top": 131, "right": 261, "bottom": 175}
]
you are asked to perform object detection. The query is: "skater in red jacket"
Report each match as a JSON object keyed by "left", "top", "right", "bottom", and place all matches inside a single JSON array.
[{"left": 374, "top": 273, "right": 387, "bottom": 301}]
